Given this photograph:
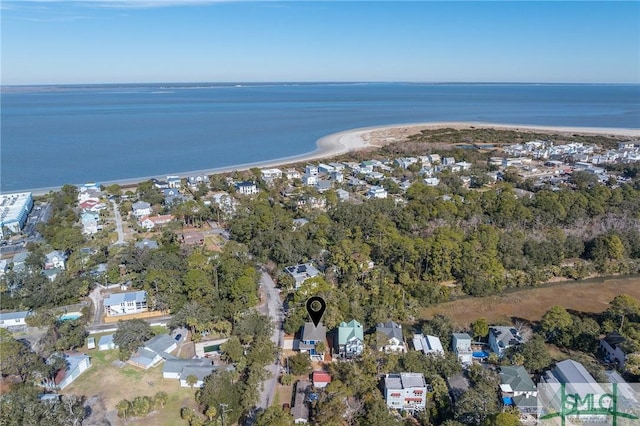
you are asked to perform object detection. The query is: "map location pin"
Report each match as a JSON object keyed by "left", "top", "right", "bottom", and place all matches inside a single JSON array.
[{"left": 306, "top": 296, "right": 326, "bottom": 327}]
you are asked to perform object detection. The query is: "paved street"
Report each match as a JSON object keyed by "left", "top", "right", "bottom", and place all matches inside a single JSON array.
[
  {"left": 111, "top": 200, "right": 125, "bottom": 245},
  {"left": 257, "top": 271, "right": 285, "bottom": 410}
]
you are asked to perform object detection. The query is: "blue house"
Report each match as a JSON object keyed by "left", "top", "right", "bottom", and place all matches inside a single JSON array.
[{"left": 299, "top": 322, "right": 327, "bottom": 361}]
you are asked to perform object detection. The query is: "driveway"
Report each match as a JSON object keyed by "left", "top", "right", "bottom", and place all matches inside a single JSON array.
[
  {"left": 257, "top": 271, "right": 285, "bottom": 409},
  {"left": 111, "top": 200, "right": 125, "bottom": 245}
]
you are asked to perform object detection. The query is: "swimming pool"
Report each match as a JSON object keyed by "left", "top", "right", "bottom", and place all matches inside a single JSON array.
[
  {"left": 59, "top": 312, "right": 82, "bottom": 321},
  {"left": 473, "top": 351, "right": 489, "bottom": 358}
]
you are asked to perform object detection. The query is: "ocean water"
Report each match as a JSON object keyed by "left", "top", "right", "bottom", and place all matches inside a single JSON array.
[{"left": 1, "top": 83, "right": 639, "bottom": 192}]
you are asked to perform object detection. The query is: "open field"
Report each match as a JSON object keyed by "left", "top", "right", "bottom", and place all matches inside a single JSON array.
[
  {"left": 420, "top": 275, "right": 640, "bottom": 328},
  {"left": 62, "top": 347, "right": 199, "bottom": 426}
]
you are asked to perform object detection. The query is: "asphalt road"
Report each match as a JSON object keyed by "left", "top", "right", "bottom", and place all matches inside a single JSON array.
[
  {"left": 257, "top": 271, "right": 285, "bottom": 410},
  {"left": 111, "top": 200, "right": 125, "bottom": 245}
]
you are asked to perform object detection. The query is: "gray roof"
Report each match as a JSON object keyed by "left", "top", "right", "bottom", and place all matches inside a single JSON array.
[
  {"left": 145, "top": 334, "right": 176, "bottom": 354},
  {"left": 284, "top": 263, "right": 320, "bottom": 284},
  {"left": 545, "top": 359, "right": 605, "bottom": 396},
  {"left": 135, "top": 239, "right": 159, "bottom": 249},
  {"left": 98, "top": 334, "right": 115, "bottom": 346},
  {"left": 376, "top": 321, "right": 403, "bottom": 341},
  {"left": 12, "top": 252, "right": 29, "bottom": 264},
  {"left": 130, "top": 348, "right": 159, "bottom": 367},
  {"left": 452, "top": 333, "right": 472, "bottom": 340},
  {"left": 499, "top": 366, "right": 536, "bottom": 392},
  {"left": 180, "top": 366, "right": 216, "bottom": 381},
  {"left": 104, "top": 290, "right": 146, "bottom": 307},
  {"left": 385, "top": 372, "right": 426, "bottom": 390},
  {"left": 163, "top": 358, "right": 213, "bottom": 375},
  {"left": 490, "top": 326, "right": 524, "bottom": 349},
  {"left": 292, "top": 380, "right": 310, "bottom": 422},
  {"left": 302, "top": 322, "right": 326, "bottom": 342},
  {"left": 132, "top": 201, "right": 151, "bottom": 210},
  {"left": 0, "top": 310, "right": 30, "bottom": 321}
]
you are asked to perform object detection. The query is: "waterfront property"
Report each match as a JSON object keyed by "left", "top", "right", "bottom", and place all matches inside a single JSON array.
[
  {"left": 452, "top": 333, "right": 473, "bottom": 365},
  {"left": 0, "top": 192, "right": 33, "bottom": 239},
  {"left": 489, "top": 326, "right": 525, "bottom": 358},
  {"left": 599, "top": 331, "right": 627, "bottom": 369},
  {"left": 382, "top": 372, "right": 428, "bottom": 412}
]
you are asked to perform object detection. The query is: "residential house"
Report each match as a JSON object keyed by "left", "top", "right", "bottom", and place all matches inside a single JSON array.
[
  {"left": 328, "top": 162, "right": 345, "bottom": 172},
  {"left": 428, "top": 154, "right": 441, "bottom": 164},
  {"left": 180, "top": 230, "right": 205, "bottom": 246},
  {"left": 383, "top": 372, "right": 428, "bottom": 412},
  {"left": 312, "top": 371, "right": 331, "bottom": 389},
  {"left": 135, "top": 239, "right": 159, "bottom": 250},
  {"left": 366, "top": 186, "right": 388, "bottom": 199},
  {"left": 284, "top": 263, "right": 320, "bottom": 289},
  {"left": 540, "top": 359, "right": 609, "bottom": 422},
  {"left": 53, "top": 352, "right": 91, "bottom": 390},
  {"left": 499, "top": 366, "right": 538, "bottom": 414},
  {"left": 139, "top": 214, "right": 175, "bottom": 230},
  {"left": 167, "top": 175, "right": 181, "bottom": 188},
  {"left": 299, "top": 322, "right": 327, "bottom": 361},
  {"left": 81, "top": 211, "right": 100, "bottom": 235},
  {"left": 489, "top": 326, "right": 524, "bottom": 358},
  {"left": 442, "top": 157, "right": 456, "bottom": 166},
  {"left": 151, "top": 178, "right": 169, "bottom": 189},
  {"left": 302, "top": 174, "right": 318, "bottom": 186},
  {"left": 600, "top": 332, "right": 627, "bottom": 369},
  {"left": 0, "top": 310, "right": 30, "bottom": 329},
  {"left": 44, "top": 250, "right": 66, "bottom": 270},
  {"left": 129, "top": 334, "right": 178, "bottom": 369},
  {"left": 162, "top": 358, "right": 224, "bottom": 387},
  {"left": 286, "top": 169, "right": 302, "bottom": 180},
  {"left": 42, "top": 268, "right": 62, "bottom": 282},
  {"left": 412, "top": 334, "right": 444, "bottom": 356},
  {"left": 235, "top": 181, "right": 259, "bottom": 195},
  {"left": 318, "top": 163, "right": 334, "bottom": 174},
  {"left": 98, "top": 334, "right": 117, "bottom": 351},
  {"left": 260, "top": 168, "right": 283, "bottom": 180},
  {"left": 78, "top": 199, "right": 106, "bottom": 212},
  {"left": 335, "top": 319, "right": 364, "bottom": 359},
  {"left": 11, "top": 252, "right": 29, "bottom": 272},
  {"left": 103, "top": 290, "right": 148, "bottom": 317},
  {"left": 305, "top": 165, "right": 319, "bottom": 176},
  {"left": 292, "top": 380, "right": 310, "bottom": 424},
  {"left": 132, "top": 201, "right": 152, "bottom": 218},
  {"left": 315, "top": 180, "right": 332, "bottom": 193},
  {"left": 0, "top": 259, "right": 8, "bottom": 277},
  {"left": 162, "top": 188, "right": 186, "bottom": 205},
  {"left": 376, "top": 321, "right": 406, "bottom": 353},
  {"left": 330, "top": 171, "right": 344, "bottom": 183},
  {"left": 424, "top": 177, "right": 440, "bottom": 187},
  {"left": 394, "top": 157, "right": 418, "bottom": 169},
  {"left": 452, "top": 333, "right": 473, "bottom": 365},
  {"left": 336, "top": 189, "right": 350, "bottom": 202}
]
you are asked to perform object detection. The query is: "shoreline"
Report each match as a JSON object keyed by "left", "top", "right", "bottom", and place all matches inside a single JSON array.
[{"left": 19, "top": 121, "right": 640, "bottom": 197}]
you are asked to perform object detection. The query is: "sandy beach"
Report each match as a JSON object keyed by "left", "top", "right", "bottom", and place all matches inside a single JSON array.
[{"left": 27, "top": 121, "right": 640, "bottom": 196}]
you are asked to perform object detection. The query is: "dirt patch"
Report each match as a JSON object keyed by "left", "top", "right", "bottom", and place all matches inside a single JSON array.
[{"left": 420, "top": 276, "right": 640, "bottom": 328}]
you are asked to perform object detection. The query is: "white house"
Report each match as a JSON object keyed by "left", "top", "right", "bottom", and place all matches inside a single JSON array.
[
  {"left": 383, "top": 373, "right": 427, "bottom": 412},
  {"left": 131, "top": 201, "right": 152, "bottom": 218},
  {"left": 366, "top": 186, "right": 388, "bottom": 199},
  {"left": 260, "top": 168, "right": 283, "bottom": 180},
  {"left": 138, "top": 214, "right": 175, "bottom": 230},
  {"left": 489, "top": 326, "right": 524, "bottom": 358},
  {"left": 235, "top": 181, "right": 259, "bottom": 195},
  {"left": 129, "top": 334, "right": 177, "bottom": 370},
  {"left": 0, "top": 310, "right": 30, "bottom": 329},
  {"left": 336, "top": 319, "right": 364, "bottom": 359},
  {"left": 600, "top": 332, "right": 627, "bottom": 369},
  {"left": 44, "top": 251, "right": 66, "bottom": 270},
  {"left": 452, "top": 333, "right": 473, "bottom": 364},
  {"left": 98, "top": 334, "right": 118, "bottom": 351},
  {"left": 167, "top": 175, "right": 181, "bottom": 188},
  {"left": 103, "top": 290, "right": 148, "bottom": 317},
  {"left": 302, "top": 174, "right": 318, "bottom": 186},
  {"left": 286, "top": 169, "right": 301, "bottom": 180},
  {"left": 376, "top": 321, "right": 406, "bottom": 353},
  {"left": 412, "top": 334, "right": 444, "bottom": 356},
  {"left": 55, "top": 352, "right": 91, "bottom": 390},
  {"left": 305, "top": 165, "right": 319, "bottom": 176}
]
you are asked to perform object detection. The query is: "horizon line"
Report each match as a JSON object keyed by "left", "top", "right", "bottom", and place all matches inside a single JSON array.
[{"left": 3, "top": 80, "right": 640, "bottom": 88}]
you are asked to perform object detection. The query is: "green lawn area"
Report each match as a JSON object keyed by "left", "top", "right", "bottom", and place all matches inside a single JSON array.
[{"left": 64, "top": 329, "right": 199, "bottom": 426}]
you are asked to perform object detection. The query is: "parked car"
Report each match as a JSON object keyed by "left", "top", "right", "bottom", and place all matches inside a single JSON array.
[{"left": 175, "top": 334, "right": 182, "bottom": 342}]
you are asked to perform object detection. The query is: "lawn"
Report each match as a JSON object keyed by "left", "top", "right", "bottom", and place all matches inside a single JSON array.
[
  {"left": 420, "top": 275, "right": 640, "bottom": 328},
  {"left": 63, "top": 346, "right": 199, "bottom": 426}
]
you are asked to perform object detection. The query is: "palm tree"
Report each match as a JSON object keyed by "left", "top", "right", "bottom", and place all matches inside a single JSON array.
[
  {"left": 116, "top": 399, "right": 131, "bottom": 420},
  {"left": 186, "top": 374, "right": 199, "bottom": 389},
  {"left": 154, "top": 391, "right": 168, "bottom": 409},
  {"left": 205, "top": 405, "right": 218, "bottom": 421}
]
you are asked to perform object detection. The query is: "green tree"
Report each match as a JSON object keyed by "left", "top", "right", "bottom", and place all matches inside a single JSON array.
[
  {"left": 154, "top": 391, "right": 168, "bottom": 408},
  {"left": 113, "top": 319, "right": 155, "bottom": 361},
  {"left": 607, "top": 294, "right": 640, "bottom": 332},
  {"left": 255, "top": 405, "right": 294, "bottom": 426},
  {"left": 540, "top": 305, "right": 573, "bottom": 341},
  {"left": 518, "top": 335, "right": 552, "bottom": 373},
  {"left": 288, "top": 353, "right": 312, "bottom": 376},
  {"left": 186, "top": 374, "right": 199, "bottom": 389},
  {"left": 220, "top": 336, "right": 245, "bottom": 365},
  {"left": 116, "top": 399, "right": 131, "bottom": 419},
  {"left": 471, "top": 318, "right": 489, "bottom": 341}
]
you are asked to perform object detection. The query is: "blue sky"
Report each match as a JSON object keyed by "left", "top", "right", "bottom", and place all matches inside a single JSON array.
[{"left": 1, "top": 1, "right": 639, "bottom": 84}]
